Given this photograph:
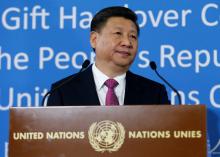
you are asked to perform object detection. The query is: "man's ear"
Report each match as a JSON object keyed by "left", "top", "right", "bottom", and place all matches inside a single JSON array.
[{"left": 90, "top": 31, "right": 98, "bottom": 49}]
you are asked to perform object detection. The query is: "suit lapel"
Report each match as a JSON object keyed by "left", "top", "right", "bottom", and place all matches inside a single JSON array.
[
  {"left": 124, "top": 71, "right": 140, "bottom": 105},
  {"left": 79, "top": 65, "right": 100, "bottom": 106}
]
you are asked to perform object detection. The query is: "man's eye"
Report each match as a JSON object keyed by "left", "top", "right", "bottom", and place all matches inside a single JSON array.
[
  {"left": 131, "top": 35, "right": 137, "bottom": 39},
  {"left": 114, "top": 32, "right": 122, "bottom": 35}
]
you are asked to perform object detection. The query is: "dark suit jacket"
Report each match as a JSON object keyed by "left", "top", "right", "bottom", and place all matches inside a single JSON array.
[{"left": 47, "top": 65, "right": 170, "bottom": 106}]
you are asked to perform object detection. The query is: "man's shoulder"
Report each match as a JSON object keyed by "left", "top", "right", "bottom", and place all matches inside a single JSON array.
[
  {"left": 51, "top": 73, "right": 77, "bottom": 89},
  {"left": 126, "top": 71, "right": 170, "bottom": 104},
  {"left": 127, "top": 71, "right": 164, "bottom": 88},
  {"left": 51, "top": 65, "right": 92, "bottom": 89}
]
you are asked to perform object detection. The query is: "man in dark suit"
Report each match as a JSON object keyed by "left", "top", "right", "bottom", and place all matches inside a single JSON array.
[{"left": 47, "top": 6, "right": 170, "bottom": 106}]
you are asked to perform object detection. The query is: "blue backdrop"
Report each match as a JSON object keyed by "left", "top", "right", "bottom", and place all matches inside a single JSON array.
[{"left": 0, "top": 1, "right": 220, "bottom": 156}]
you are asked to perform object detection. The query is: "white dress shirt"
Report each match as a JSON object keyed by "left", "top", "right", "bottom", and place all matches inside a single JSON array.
[{"left": 92, "top": 63, "right": 126, "bottom": 106}]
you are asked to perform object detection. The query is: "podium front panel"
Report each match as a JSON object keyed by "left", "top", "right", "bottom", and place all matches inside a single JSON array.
[{"left": 9, "top": 105, "right": 207, "bottom": 157}]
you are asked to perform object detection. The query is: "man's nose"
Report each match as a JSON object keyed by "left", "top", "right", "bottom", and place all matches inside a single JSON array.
[{"left": 121, "top": 35, "right": 132, "bottom": 48}]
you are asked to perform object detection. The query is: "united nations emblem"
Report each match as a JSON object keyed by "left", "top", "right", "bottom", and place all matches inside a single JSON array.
[{"left": 88, "top": 120, "right": 125, "bottom": 153}]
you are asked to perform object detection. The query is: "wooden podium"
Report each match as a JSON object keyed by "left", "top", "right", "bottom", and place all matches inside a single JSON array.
[{"left": 9, "top": 105, "right": 207, "bottom": 157}]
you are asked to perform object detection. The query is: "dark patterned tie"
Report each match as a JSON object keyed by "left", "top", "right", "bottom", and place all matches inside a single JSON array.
[{"left": 104, "top": 79, "right": 119, "bottom": 106}]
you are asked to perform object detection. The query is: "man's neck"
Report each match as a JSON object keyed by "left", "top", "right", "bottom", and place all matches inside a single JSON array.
[{"left": 95, "top": 62, "right": 128, "bottom": 78}]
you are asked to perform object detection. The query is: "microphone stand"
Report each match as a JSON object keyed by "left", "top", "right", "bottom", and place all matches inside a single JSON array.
[
  {"left": 150, "top": 61, "right": 182, "bottom": 105},
  {"left": 41, "top": 60, "right": 90, "bottom": 107}
]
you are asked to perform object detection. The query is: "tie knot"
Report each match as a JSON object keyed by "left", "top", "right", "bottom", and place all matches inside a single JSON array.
[{"left": 105, "top": 79, "right": 118, "bottom": 89}]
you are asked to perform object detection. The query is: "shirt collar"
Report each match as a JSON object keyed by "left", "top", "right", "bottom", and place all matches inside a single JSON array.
[{"left": 92, "top": 63, "right": 126, "bottom": 90}]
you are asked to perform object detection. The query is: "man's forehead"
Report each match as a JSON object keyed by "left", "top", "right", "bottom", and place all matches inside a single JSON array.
[
  {"left": 112, "top": 26, "right": 137, "bottom": 33},
  {"left": 106, "top": 17, "right": 137, "bottom": 32}
]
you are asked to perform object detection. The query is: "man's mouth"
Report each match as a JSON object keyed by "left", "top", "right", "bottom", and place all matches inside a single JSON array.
[{"left": 115, "top": 50, "right": 131, "bottom": 56}]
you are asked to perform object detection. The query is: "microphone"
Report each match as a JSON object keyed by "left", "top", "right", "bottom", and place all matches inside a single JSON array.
[
  {"left": 149, "top": 61, "right": 182, "bottom": 105},
  {"left": 41, "top": 59, "right": 91, "bottom": 107},
  {"left": 79, "top": 59, "right": 90, "bottom": 72}
]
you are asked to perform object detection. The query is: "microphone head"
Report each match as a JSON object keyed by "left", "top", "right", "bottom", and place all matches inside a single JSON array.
[
  {"left": 82, "top": 60, "right": 90, "bottom": 68},
  {"left": 150, "top": 61, "right": 157, "bottom": 70}
]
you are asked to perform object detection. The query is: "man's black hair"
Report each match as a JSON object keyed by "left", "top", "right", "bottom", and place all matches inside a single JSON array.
[{"left": 91, "top": 6, "right": 139, "bottom": 35}]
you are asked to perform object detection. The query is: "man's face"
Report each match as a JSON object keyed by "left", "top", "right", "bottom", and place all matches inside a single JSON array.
[{"left": 90, "top": 17, "right": 138, "bottom": 73}]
